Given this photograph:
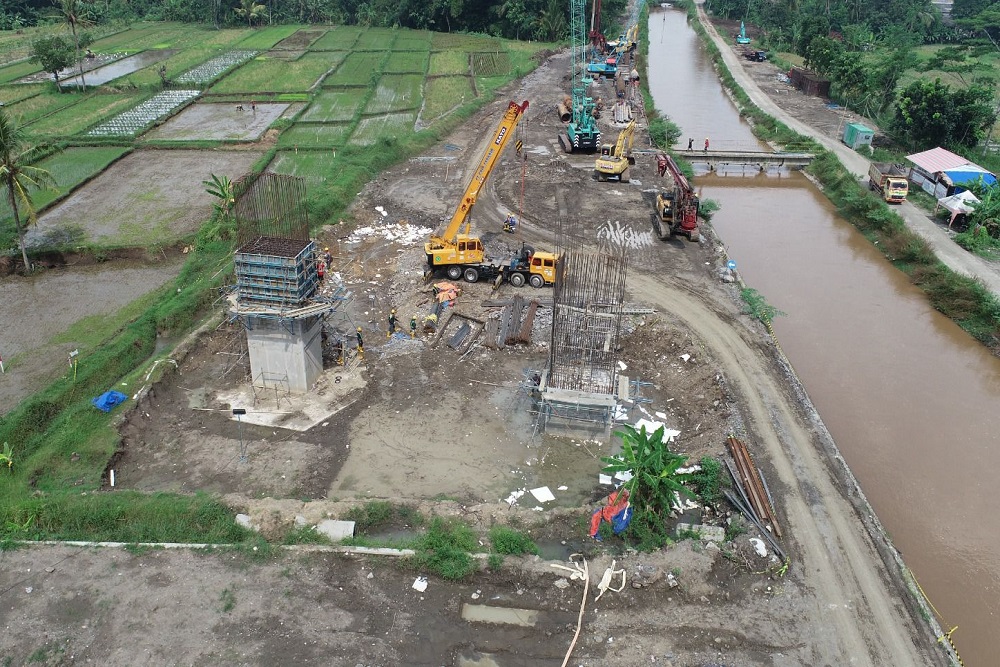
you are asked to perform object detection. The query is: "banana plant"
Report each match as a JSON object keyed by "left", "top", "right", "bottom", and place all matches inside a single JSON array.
[
  {"left": 601, "top": 424, "right": 695, "bottom": 516},
  {"left": 0, "top": 442, "right": 13, "bottom": 470},
  {"left": 203, "top": 173, "right": 235, "bottom": 220}
]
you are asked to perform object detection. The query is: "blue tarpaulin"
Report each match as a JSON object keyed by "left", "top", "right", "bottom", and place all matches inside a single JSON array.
[{"left": 92, "top": 390, "right": 128, "bottom": 413}]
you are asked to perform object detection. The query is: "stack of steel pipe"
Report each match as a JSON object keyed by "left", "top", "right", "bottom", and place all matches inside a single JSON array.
[{"left": 726, "top": 436, "right": 782, "bottom": 538}]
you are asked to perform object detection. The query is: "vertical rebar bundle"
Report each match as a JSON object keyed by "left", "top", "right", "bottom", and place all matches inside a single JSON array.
[
  {"left": 548, "top": 251, "right": 628, "bottom": 394},
  {"left": 234, "top": 172, "right": 310, "bottom": 246}
]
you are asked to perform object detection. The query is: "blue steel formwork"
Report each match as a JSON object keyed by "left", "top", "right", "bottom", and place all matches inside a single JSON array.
[{"left": 235, "top": 237, "right": 318, "bottom": 309}]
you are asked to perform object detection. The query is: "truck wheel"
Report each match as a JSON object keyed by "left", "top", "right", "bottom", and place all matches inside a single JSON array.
[
  {"left": 509, "top": 272, "right": 525, "bottom": 287},
  {"left": 446, "top": 266, "right": 462, "bottom": 280},
  {"left": 463, "top": 267, "right": 479, "bottom": 283},
  {"left": 620, "top": 167, "right": 630, "bottom": 183},
  {"left": 529, "top": 274, "right": 544, "bottom": 288}
]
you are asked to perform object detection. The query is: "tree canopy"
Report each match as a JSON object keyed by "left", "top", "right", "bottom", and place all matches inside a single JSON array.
[
  {"left": 891, "top": 78, "right": 996, "bottom": 149},
  {"left": 30, "top": 34, "right": 75, "bottom": 90}
]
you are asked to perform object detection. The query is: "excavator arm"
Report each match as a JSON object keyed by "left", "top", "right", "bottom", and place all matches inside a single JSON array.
[
  {"left": 429, "top": 100, "right": 529, "bottom": 248},
  {"left": 614, "top": 119, "right": 635, "bottom": 158}
]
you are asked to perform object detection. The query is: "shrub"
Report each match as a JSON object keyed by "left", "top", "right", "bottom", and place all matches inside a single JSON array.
[{"left": 489, "top": 526, "right": 539, "bottom": 555}]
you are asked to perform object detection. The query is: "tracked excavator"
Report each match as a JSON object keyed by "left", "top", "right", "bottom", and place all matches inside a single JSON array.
[
  {"left": 594, "top": 119, "right": 636, "bottom": 181},
  {"left": 654, "top": 153, "right": 700, "bottom": 242},
  {"left": 424, "top": 100, "right": 559, "bottom": 287}
]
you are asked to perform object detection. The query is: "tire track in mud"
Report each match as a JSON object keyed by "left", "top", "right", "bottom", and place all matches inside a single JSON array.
[{"left": 631, "top": 273, "right": 941, "bottom": 666}]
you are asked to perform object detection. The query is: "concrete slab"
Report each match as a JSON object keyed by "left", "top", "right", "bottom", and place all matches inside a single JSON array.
[
  {"left": 316, "top": 519, "right": 355, "bottom": 541},
  {"left": 215, "top": 363, "right": 366, "bottom": 432}
]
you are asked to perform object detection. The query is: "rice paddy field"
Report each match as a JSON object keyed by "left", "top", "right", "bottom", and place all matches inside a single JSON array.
[{"left": 0, "top": 20, "right": 548, "bottom": 251}]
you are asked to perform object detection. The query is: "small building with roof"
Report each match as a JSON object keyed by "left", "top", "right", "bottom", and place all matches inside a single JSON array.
[{"left": 906, "top": 147, "right": 997, "bottom": 198}]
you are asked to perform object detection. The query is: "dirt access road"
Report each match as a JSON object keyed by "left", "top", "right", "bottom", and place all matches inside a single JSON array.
[
  {"left": 699, "top": 1, "right": 1000, "bottom": 298},
  {"left": 1, "top": 47, "right": 948, "bottom": 667}
]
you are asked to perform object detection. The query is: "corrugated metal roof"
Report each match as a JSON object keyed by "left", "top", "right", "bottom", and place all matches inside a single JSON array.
[{"left": 906, "top": 147, "right": 969, "bottom": 173}]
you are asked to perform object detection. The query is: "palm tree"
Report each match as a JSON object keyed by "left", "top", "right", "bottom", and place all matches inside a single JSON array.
[
  {"left": 234, "top": 0, "right": 265, "bottom": 27},
  {"left": 0, "top": 109, "right": 56, "bottom": 273},
  {"left": 536, "top": 0, "right": 567, "bottom": 41},
  {"left": 56, "top": 0, "right": 93, "bottom": 93}
]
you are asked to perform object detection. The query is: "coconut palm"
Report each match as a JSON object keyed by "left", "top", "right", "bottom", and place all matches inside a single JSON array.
[
  {"left": 56, "top": 0, "right": 93, "bottom": 93},
  {"left": 234, "top": 0, "right": 266, "bottom": 27},
  {"left": 0, "top": 109, "right": 56, "bottom": 273}
]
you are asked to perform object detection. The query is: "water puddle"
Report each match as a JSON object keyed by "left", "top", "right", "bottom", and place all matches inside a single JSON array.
[
  {"left": 62, "top": 49, "right": 178, "bottom": 87},
  {"left": 460, "top": 604, "right": 539, "bottom": 627}
]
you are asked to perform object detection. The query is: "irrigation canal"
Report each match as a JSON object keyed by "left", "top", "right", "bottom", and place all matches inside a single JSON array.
[{"left": 648, "top": 7, "right": 999, "bottom": 664}]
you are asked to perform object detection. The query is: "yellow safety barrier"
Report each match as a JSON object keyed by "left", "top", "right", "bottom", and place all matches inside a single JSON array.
[{"left": 913, "top": 575, "right": 965, "bottom": 666}]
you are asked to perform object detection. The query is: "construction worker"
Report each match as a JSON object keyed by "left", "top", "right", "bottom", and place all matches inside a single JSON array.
[
  {"left": 410, "top": 314, "right": 417, "bottom": 338},
  {"left": 387, "top": 309, "right": 397, "bottom": 338},
  {"left": 503, "top": 214, "right": 517, "bottom": 233},
  {"left": 356, "top": 327, "right": 364, "bottom": 358},
  {"left": 322, "top": 247, "right": 332, "bottom": 267}
]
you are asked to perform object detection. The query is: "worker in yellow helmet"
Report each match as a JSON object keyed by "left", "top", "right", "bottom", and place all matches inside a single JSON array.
[{"left": 356, "top": 327, "right": 364, "bottom": 358}]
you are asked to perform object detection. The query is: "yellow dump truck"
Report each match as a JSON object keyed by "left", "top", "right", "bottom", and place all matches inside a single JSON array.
[{"left": 869, "top": 163, "right": 909, "bottom": 204}]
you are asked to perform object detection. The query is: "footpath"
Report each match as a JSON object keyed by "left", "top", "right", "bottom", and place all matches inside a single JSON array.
[{"left": 694, "top": 0, "right": 1000, "bottom": 298}]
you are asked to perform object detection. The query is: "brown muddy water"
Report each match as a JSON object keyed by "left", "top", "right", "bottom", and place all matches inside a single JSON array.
[
  {"left": 0, "top": 259, "right": 183, "bottom": 414},
  {"left": 649, "top": 7, "right": 998, "bottom": 664}
]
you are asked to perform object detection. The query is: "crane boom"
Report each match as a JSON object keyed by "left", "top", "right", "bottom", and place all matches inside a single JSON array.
[{"left": 430, "top": 100, "right": 528, "bottom": 247}]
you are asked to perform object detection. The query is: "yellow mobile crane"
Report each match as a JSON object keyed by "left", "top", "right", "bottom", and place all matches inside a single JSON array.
[
  {"left": 594, "top": 119, "right": 636, "bottom": 182},
  {"left": 425, "top": 100, "right": 559, "bottom": 287}
]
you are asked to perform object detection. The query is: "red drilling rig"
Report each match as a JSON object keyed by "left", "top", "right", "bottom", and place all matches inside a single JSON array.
[{"left": 654, "top": 153, "right": 700, "bottom": 242}]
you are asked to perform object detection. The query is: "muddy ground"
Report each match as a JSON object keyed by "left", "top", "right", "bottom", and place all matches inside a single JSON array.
[
  {"left": 27, "top": 149, "right": 263, "bottom": 247},
  {"left": 2, "top": 39, "right": 949, "bottom": 667}
]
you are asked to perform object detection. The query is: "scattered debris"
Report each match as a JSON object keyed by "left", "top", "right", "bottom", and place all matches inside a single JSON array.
[
  {"left": 595, "top": 559, "right": 627, "bottom": 600},
  {"left": 412, "top": 576, "right": 428, "bottom": 592},
  {"left": 529, "top": 486, "right": 555, "bottom": 502}
]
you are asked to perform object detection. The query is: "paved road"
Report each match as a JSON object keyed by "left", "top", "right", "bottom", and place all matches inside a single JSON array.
[{"left": 695, "top": 1, "right": 1000, "bottom": 298}]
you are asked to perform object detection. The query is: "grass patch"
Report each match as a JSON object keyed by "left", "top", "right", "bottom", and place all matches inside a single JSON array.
[
  {"left": 278, "top": 123, "right": 351, "bottom": 148},
  {"left": 431, "top": 33, "right": 502, "bottom": 51},
  {"left": 26, "top": 93, "right": 143, "bottom": 137},
  {"left": 394, "top": 32, "right": 432, "bottom": 50},
  {"left": 354, "top": 28, "right": 397, "bottom": 50},
  {"left": 235, "top": 25, "right": 300, "bottom": 50},
  {"left": 349, "top": 112, "right": 415, "bottom": 146},
  {"left": 343, "top": 500, "right": 423, "bottom": 534},
  {"left": 5, "top": 92, "right": 78, "bottom": 124},
  {"left": 422, "top": 76, "right": 475, "bottom": 122},
  {"left": 211, "top": 52, "right": 332, "bottom": 93},
  {"left": 267, "top": 150, "right": 331, "bottom": 187},
  {"left": 409, "top": 517, "right": 478, "bottom": 580},
  {"left": 0, "top": 60, "right": 42, "bottom": 84},
  {"left": 384, "top": 50, "right": 429, "bottom": 74},
  {"left": 0, "top": 83, "right": 47, "bottom": 105},
  {"left": 324, "top": 52, "right": 383, "bottom": 86},
  {"left": 89, "top": 25, "right": 190, "bottom": 52},
  {"left": 219, "top": 587, "right": 236, "bottom": 612},
  {"left": 0, "top": 146, "right": 130, "bottom": 226},
  {"left": 428, "top": 51, "right": 469, "bottom": 76},
  {"left": 365, "top": 75, "right": 423, "bottom": 114},
  {"left": 311, "top": 26, "right": 363, "bottom": 50},
  {"left": 488, "top": 526, "right": 539, "bottom": 555},
  {"left": 299, "top": 89, "right": 364, "bottom": 122},
  {"left": 471, "top": 52, "right": 512, "bottom": 77}
]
